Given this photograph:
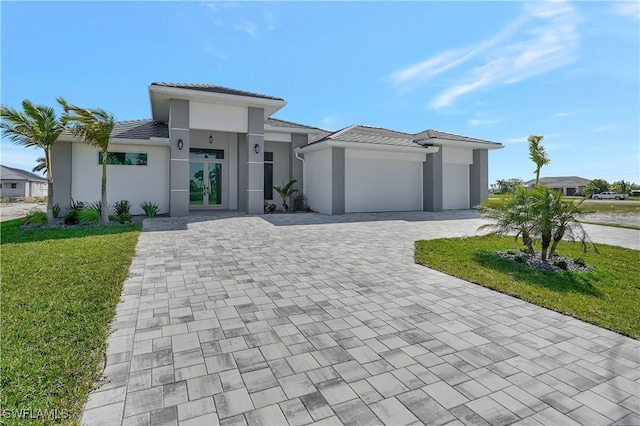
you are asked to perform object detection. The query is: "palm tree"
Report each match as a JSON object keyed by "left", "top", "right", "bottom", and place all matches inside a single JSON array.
[
  {"left": 33, "top": 157, "right": 47, "bottom": 175},
  {"left": 1, "top": 99, "right": 66, "bottom": 222},
  {"left": 478, "top": 187, "right": 537, "bottom": 255},
  {"left": 59, "top": 98, "right": 115, "bottom": 223},
  {"left": 273, "top": 179, "right": 299, "bottom": 212},
  {"left": 528, "top": 135, "right": 550, "bottom": 185}
]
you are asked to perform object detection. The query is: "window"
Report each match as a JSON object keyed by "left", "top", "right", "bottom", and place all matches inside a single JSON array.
[
  {"left": 0, "top": 183, "right": 2, "bottom": 188},
  {"left": 98, "top": 152, "right": 148, "bottom": 165},
  {"left": 189, "top": 148, "right": 224, "bottom": 159},
  {"left": 11, "top": 183, "right": 17, "bottom": 189},
  {"left": 264, "top": 152, "right": 274, "bottom": 200}
]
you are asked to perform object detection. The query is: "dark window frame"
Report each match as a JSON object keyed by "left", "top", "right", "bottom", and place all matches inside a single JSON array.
[
  {"left": 98, "top": 152, "right": 148, "bottom": 166},
  {"left": 264, "top": 151, "right": 274, "bottom": 200}
]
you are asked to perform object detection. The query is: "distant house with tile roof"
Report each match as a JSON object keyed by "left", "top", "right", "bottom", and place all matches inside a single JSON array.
[
  {"left": 0, "top": 164, "right": 48, "bottom": 198},
  {"left": 50, "top": 82, "right": 503, "bottom": 216},
  {"left": 524, "top": 176, "right": 591, "bottom": 196}
]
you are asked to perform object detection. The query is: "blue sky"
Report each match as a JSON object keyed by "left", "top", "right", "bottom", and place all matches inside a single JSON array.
[{"left": 1, "top": 1, "right": 638, "bottom": 185}]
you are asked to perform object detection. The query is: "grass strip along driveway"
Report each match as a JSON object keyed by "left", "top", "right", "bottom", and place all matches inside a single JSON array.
[
  {"left": 415, "top": 235, "right": 640, "bottom": 339},
  {"left": 1, "top": 219, "right": 140, "bottom": 425}
]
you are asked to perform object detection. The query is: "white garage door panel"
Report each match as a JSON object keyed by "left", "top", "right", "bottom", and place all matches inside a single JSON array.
[
  {"left": 346, "top": 158, "right": 422, "bottom": 212},
  {"left": 443, "top": 164, "right": 469, "bottom": 210}
]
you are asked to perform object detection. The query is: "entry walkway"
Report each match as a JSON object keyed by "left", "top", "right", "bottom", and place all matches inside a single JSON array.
[{"left": 82, "top": 211, "right": 639, "bottom": 425}]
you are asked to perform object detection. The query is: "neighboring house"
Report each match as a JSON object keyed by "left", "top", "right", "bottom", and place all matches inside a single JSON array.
[
  {"left": 524, "top": 176, "right": 591, "bottom": 196},
  {"left": 50, "top": 82, "right": 503, "bottom": 216},
  {"left": 0, "top": 164, "right": 48, "bottom": 198}
]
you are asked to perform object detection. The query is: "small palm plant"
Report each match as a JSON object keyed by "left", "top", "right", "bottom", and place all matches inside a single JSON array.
[
  {"left": 273, "top": 179, "right": 299, "bottom": 212},
  {"left": 478, "top": 187, "right": 537, "bottom": 255}
]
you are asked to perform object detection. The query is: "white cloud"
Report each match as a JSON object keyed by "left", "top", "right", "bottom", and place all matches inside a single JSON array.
[
  {"left": 468, "top": 119, "right": 501, "bottom": 126},
  {"left": 555, "top": 111, "right": 575, "bottom": 117},
  {"left": 611, "top": 2, "right": 640, "bottom": 21},
  {"left": 318, "top": 115, "right": 342, "bottom": 130},
  {"left": 237, "top": 19, "right": 257, "bottom": 36},
  {"left": 503, "top": 136, "right": 529, "bottom": 143},
  {"left": 389, "top": 1, "right": 580, "bottom": 109},
  {"left": 202, "top": 2, "right": 276, "bottom": 37}
]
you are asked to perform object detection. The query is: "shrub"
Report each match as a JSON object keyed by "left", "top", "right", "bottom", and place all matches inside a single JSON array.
[
  {"left": 264, "top": 201, "right": 276, "bottom": 213},
  {"left": 274, "top": 179, "right": 299, "bottom": 212},
  {"left": 140, "top": 201, "right": 159, "bottom": 217},
  {"left": 79, "top": 208, "right": 100, "bottom": 224},
  {"left": 113, "top": 200, "right": 131, "bottom": 216},
  {"left": 53, "top": 203, "right": 61, "bottom": 218},
  {"left": 514, "top": 255, "right": 525, "bottom": 264},
  {"left": 117, "top": 212, "right": 132, "bottom": 224},
  {"left": 88, "top": 200, "right": 108, "bottom": 215},
  {"left": 292, "top": 193, "right": 311, "bottom": 212},
  {"left": 64, "top": 210, "right": 80, "bottom": 225},
  {"left": 69, "top": 198, "right": 85, "bottom": 212},
  {"left": 25, "top": 211, "right": 48, "bottom": 225},
  {"left": 553, "top": 259, "right": 568, "bottom": 270},
  {"left": 574, "top": 257, "right": 587, "bottom": 267}
]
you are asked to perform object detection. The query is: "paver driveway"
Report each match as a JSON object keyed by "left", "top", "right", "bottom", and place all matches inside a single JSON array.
[{"left": 82, "top": 211, "right": 640, "bottom": 426}]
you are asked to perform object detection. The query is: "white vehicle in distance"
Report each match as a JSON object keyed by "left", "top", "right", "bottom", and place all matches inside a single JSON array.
[{"left": 592, "top": 191, "right": 629, "bottom": 200}]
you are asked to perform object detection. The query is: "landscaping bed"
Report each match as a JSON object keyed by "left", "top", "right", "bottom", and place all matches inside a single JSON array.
[
  {"left": 415, "top": 235, "right": 640, "bottom": 339},
  {"left": 0, "top": 218, "right": 141, "bottom": 424}
]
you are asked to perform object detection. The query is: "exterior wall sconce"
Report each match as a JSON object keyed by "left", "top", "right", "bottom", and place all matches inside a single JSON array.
[
  {"left": 254, "top": 144, "right": 260, "bottom": 154},
  {"left": 209, "top": 133, "right": 213, "bottom": 144},
  {"left": 177, "top": 139, "right": 184, "bottom": 150}
]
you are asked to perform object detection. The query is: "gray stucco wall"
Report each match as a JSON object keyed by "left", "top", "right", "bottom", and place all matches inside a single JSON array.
[
  {"left": 290, "top": 133, "right": 307, "bottom": 194},
  {"left": 469, "top": 149, "right": 489, "bottom": 208},
  {"left": 246, "top": 107, "right": 264, "bottom": 214},
  {"left": 169, "top": 99, "right": 190, "bottom": 217},
  {"left": 237, "top": 134, "right": 248, "bottom": 212},
  {"left": 331, "top": 147, "right": 345, "bottom": 215},
  {"left": 50, "top": 141, "right": 72, "bottom": 208},
  {"left": 423, "top": 149, "right": 443, "bottom": 212}
]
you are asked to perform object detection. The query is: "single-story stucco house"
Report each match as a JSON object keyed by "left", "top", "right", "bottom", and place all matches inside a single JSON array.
[
  {"left": 524, "top": 176, "right": 591, "bottom": 196},
  {"left": 0, "top": 164, "right": 48, "bottom": 198},
  {"left": 50, "top": 82, "right": 503, "bottom": 216}
]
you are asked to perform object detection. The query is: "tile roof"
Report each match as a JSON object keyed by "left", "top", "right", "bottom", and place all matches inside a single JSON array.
[
  {"left": 62, "top": 120, "right": 169, "bottom": 140},
  {"left": 414, "top": 129, "right": 499, "bottom": 146},
  {"left": 524, "top": 176, "right": 591, "bottom": 187},
  {"left": 150, "top": 82, "right": 284, "bottom": 102},
  {"left": 311, "top": 125, "right": 419, "bottom": 147},
  {"left": 0, "top": 164, "right": 47, "bottom": 182},
  {"left": 111, "top": 120, "right": 169, "bottom": 139}
]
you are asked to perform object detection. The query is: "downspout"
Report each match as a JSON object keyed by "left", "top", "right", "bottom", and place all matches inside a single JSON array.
[{"left": 294, "top": 148, "right": 305, "bottom": 194}]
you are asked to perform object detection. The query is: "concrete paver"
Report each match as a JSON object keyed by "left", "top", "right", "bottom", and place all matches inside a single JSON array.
[{"left": 82, "top": 211, "right": 640, "bottom": 425}]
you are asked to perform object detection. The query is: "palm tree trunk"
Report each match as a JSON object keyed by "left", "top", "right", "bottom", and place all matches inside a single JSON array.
[
  {"left": 535, "top": 168, "right": 540, "bottom": 185},
  {"left": 45, "top": 148, "right": 54, "bottom": 222},
  {"left": 101, "top": 150, "right": 108, "bottom": 223}
]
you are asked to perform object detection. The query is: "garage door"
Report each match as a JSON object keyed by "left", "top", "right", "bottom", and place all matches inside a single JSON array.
[
  {"left": 443, "top": 163, "right": 469, "bottom": 210},
  {"left": 345, "top": 157, "right": 422, "bottom": 213}
]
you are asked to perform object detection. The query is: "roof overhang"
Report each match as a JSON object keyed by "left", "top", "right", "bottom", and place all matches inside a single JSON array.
[
  {"left": 149, "top": 85, "right": 287, "bottom": 124},
  {"left": 415, "top": 138, "right": 504, "bottom": 150},
  {"left": 264, "top": 124, "right": 322, "bottom": 135},
  {"left": 296, "top": 140, "right": 439, "bottom": 155}
]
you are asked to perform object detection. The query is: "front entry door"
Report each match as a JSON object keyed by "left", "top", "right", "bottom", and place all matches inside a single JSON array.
[{"left": 189, "top": 161, "right": 223, "bottom": 207}]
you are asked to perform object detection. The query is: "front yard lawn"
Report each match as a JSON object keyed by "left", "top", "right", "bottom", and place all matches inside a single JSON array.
[
  {"left": 1, "top": 219, "right": 141, "bottom": 424},
  {"left": 415, "top": 235, "right": 640, "bottom": 339}
]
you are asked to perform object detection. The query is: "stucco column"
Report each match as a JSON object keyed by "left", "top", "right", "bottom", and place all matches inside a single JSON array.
[
  {"left": 246, "top": 107, "right": 264, "bottom": 214},
  {"left": 169, "top": 99, "right": 190, "bottom": 217},
  {"left": 290, "top": 133, "right": 308, "bottom": 194},
  {"left": 423, "top": 148, "right": 443, "bottom": 212},
  {"left": 469, "top": 149, "right": 488, "bottom": 208},
  {"left": 331, "top": 147, "right": 345, "bottom": 215}
]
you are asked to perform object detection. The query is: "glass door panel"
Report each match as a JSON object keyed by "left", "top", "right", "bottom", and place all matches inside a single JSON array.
[
  {"left": 190, "top": 162, "right": 205, "bottom": 205},
  {"left": 208, "top": 163, "right": 222, "bottom": 206}
]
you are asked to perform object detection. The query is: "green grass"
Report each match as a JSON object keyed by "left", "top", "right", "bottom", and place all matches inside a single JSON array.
[
  {"left": 415, "top": 235, "right": 640, "bottom": 338},
  {"left": 579, "top": 200, "right": 640, "bottom": 214},
  {"left": 1, "top": 219, "right": 141, "bottom": 424}
]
